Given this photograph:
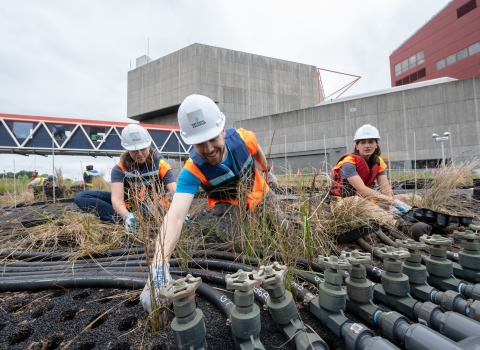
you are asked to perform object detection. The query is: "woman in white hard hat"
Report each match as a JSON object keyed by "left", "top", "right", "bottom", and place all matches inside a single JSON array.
[
  {"left": 330, "top": 124, "right": 430, "bottom": 238},
  {"left": 74, "top": 124, "right": 176, "bottom": 231}
]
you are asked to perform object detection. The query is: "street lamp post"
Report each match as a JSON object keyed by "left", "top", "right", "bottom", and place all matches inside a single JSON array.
[{"left": 432, "top": 131, "right": 450, "bottom": 168}]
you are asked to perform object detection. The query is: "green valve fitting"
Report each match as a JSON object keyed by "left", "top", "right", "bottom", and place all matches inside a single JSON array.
[
  {"left": 225, "top": 270, "right": 265, "bottom": 350},
  {"left": 159, "top": 274, "right": 206, "bottom": 350},
  {"left": 454, "top": 226, "right": 480, "bottom": 283},
  {"left": 342, "top": 250, "right": 372, "bottom": 304},
  {"left": 254, "top": 263, "right": 329, "bottom": 350}
]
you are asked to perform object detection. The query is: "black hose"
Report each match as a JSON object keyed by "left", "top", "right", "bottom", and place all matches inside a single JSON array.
[
  {"left": 357, "top": 238, "right": 384, "bottom": 261},
  {"left": 0, "top": 247, "right": 147, "bottom": 261},
  {"left": 296, "top": 271, "right": 324, "bottom": 287},
  {"left": 375, "top": 230, "right": 398, "bottom": 248},
  {"left": 364, "top": 264, "right": 383, "bottom": 281},
  {"left": 0, "top": 275, "right": 146, "bottom": 292}
]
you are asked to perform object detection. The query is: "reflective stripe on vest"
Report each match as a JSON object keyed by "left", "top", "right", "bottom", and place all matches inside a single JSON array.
[
  {"left": 117, "top": 153, "right": 171, "bottom": 207},
  {"left": 35, "top": 178, "right": 46, "bottom": 187},
  {"left": 183, "top": 128, "right": 268, "bottom": 210}
]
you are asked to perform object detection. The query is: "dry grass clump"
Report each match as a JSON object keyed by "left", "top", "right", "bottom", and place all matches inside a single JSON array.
[
  {"left": 417, "top": 160, "right": 479, "bottom": 215},
  {"left": 0, "top": 212, "right": 128, "bottom": 259},
  {"left": 91, "top": 173, "right": 110, "bottom": 191},
  {"left": 0, "top": 190, "right": 34, "bottom": 207}
]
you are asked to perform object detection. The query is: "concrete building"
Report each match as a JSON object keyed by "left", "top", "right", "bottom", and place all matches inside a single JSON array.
[
  {"left": 236, "top": 77, "right": 480, "bottom": 173},
  {"left": 390, "top": 0, "right": 480, "bottom": 87},
  {"left": 127, "top": 43, "right": 480, "bottom": 173},
  {"left": 127, "top": 43, "right": 319, "bottom": 126}
]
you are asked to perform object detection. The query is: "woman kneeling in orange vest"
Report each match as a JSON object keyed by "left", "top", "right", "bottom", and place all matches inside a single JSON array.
[
  {"left": 330, "top": 124, "right": 430, "bottom": 239},
  {"left": 74, "top": 124, "right": 176, "bottom": 231}
]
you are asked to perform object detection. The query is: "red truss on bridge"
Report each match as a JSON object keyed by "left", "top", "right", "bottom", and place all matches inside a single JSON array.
[{"left": 0, "top": 113, "right": 190, "bottom": 157}]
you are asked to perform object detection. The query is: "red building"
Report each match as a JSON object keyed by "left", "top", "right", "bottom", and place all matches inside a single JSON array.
[{"left": 390, "top": 0, "right": 480, "bottom": 86}]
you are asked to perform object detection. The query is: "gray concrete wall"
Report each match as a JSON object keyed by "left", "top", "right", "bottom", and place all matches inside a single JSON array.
[
  {"left": 235, "top": 77, "right": 480, "bottom": 169},
  {"left": 127, "top": 43, "right": 319, "bottom": 126}
]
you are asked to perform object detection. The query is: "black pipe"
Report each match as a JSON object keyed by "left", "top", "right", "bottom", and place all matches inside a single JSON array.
[
  {"left": 376, "top": 230, "right": 398, "bottom": 248},
  {"left": 0, "top": 275, "right": 146, "bottom": 292}
]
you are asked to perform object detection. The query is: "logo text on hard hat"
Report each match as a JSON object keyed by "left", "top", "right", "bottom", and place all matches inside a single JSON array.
[
  {"left": 187, "top": 109, "right": 207, "bottom": 129},
  {"left": 129, "top": 132, "right": 141, "bottom": 142}
]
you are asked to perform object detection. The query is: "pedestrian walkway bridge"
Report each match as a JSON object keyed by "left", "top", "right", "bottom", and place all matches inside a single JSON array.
[{"left": 0, "top": 113, "right": 190, "bottom": 157}]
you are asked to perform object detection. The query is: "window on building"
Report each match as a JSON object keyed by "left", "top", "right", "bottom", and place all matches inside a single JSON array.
[
  {"left": 395, "top": 63, "right": 402, "bottom": 76},
  {"left": 457, "top": 0, "right": 477, "bottom": 18},
  {"left": 89, "top": 127, "right": 106, "bottom": 142},
  {"left": 409, "top": 54, "right": 417, "bottom": 69},
  {"left": 52, "top": 125, "right": 72, "bottom": 140},
  {"left": 436, "top": 59, "right": 446, "bottom": 70},
  {"left": 457, "top": 48, "right": 468, "bottom": 61},
  {"left": 401, "top": 59, "right": 409, "bottom": 73},
  {"left": 13, "top": 122, "right": 33, "bottom": 139},
  {"left": 469, "top": 42, "right": 480, "bottom": 56},
  {"left": 395, "top": 80, "right": 403, "bottom": 86},
  {"left": 416, "top": 50, "right": 425, "bottom": 65},
  {"left": 402, "top": 76, "right": 410, "bottom": 85},
  {"left": 417, "top": 68, "right": 426, "bottom": 79},
  {"left": 446, "top": 53, "right": 457, "bottom": 66}
]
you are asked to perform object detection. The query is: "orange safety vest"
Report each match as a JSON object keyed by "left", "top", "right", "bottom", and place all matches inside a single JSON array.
[
  {"left": 117, "top": 154, "right": 172, "bottom": 209},
  {"left": 183, "top": 128, "right": 268, "bottom": 211},
  {"left": 330, "top": 153, "right": 387, "bottom": 199}
]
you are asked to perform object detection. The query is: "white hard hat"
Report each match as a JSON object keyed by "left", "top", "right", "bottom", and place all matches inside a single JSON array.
[
  {"left": 178, "top": 94, "right": 225, "bottom": 145},
  {"left": 121, "top": 124, "right": 152, "bottom": 150},
  {"left": 353, "top": 124, "right": 381, "bottom": 142}
]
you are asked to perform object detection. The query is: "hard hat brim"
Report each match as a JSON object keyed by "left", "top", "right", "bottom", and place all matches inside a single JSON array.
[
  {"left": 180, "top": 118, "right": 225, "bottom": 145},
  {"left": 121, "top": 140, "right": 152, "bottom": 151}
]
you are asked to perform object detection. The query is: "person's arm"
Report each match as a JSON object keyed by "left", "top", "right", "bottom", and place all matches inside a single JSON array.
[
  {"left": 26, "top": 183, "right": 33, "bottom": 190},
  {"left": 111, "top": 182, "right": 129, "bottom": 217},
  {"left": 153, "top": 193, "right": 194, "bottom": 264},
  {"left": 254, "top": 145, "right": 269, "bottom": 181},
  {"left": 346, "top": 175, "right": 394, "bottom": 204},
  {"left": 377, "top": 174, "right": 394, "bottom": 198},
  {"left": 166, "top": 182, "right": 176, "bottom": 197}
]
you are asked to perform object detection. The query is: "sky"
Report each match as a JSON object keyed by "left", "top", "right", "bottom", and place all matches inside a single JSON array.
[{"left": 0, "top": 0, "right": 447, "bottom": 180}]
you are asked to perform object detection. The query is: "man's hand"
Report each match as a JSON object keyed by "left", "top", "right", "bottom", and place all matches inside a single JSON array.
[
  {"left": 140, "top": 263, "right": 172, "bottom": 313},
  {"left": 123, "top": 212, "right": 138, "bottom": 232},
  {"left": 391, "top": 199, "right": 412, "bottom": 214}
]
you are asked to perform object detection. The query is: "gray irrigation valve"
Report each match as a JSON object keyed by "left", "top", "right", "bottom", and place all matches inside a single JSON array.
[
  {"left": 419, "top": 234, "right": 453, "bottom": 247},
  {"left": 469, "top": 224, "right": 480, "bottom": 232},
  {"left": 396, "top": 238, "right": 429, "bottom": 251},
  {"left": 318, "top": 254, "right": 352, "bottom": 270},
  {"left": 225, "top": 269, "right": 262, "bottom": 292},
  {"left": 254, "top": 262, "right": 287, "bottom": 286},
  {"left": 454, "top": 230, "right": 480, "bottom": 241},
  {"left": 374, "top": 246, "right": 410, "bottom": 260},
  {"left": 160, "top": 274, "right": 207, "bottom": 350},
  {"left": 341, "top": 250, "right": 371, "bottom": 266},
  {"left": 159, "top": 274, "right": 202, "bottom": 303}
]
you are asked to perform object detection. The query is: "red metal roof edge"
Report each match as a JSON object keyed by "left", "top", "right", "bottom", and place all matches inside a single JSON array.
[{"left": 0, "top": 113, "right": 180, "bottom": 131}]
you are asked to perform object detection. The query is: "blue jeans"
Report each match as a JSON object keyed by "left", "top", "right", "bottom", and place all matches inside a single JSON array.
[{"left": 74, "top": 191, "right": 119, "bottom": 222}]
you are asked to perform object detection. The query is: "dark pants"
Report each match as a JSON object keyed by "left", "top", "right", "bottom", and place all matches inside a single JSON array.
[
  {"left": 74, "top": 191, "right": 118, "bottom": 222},
  {"left": 212, "top": 192, "right": 286, "bottom": 241}
]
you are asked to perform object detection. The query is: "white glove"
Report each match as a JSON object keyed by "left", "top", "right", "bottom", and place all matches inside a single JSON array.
[
  {"left": 391, "top": 199, "right": 412, "bottom": 214},
  {"left": 123, "top": 212, "right": 138, "bottom": 232},
  {"left": 389, "top": 206, "right": 403, "bottom": 216},
  {"left": 140, "top": 263, "right": 171, "bottom": 314},
  {"left": 184, "top": 214, "right": 193, "bottom": 227}
]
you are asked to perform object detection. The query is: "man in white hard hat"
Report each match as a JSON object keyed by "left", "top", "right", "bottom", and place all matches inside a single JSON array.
[
  {"left": 329, "top": 124, "right": 431, "bottom": 239},
  {"left": 140, "top": 94, "right": 282, "bottom": 313}
]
